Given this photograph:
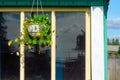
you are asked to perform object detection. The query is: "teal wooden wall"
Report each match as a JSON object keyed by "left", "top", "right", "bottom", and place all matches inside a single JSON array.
[{"left": 0, "top": 0, "right": 107, "bottom": 7}]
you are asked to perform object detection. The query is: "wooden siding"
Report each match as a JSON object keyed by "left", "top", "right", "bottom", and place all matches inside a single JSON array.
[
  {"left": 0, "top": 0, "right": 108, "bottom": 7},
  {"left": 108, "top": 56, "right": 120, "bottom": 80}
]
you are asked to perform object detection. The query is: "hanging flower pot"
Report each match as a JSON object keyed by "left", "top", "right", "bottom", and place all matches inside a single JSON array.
[
  {"left": 8, "top": 14, "right": 51, "bottom": 47},
  {"left": 23, "top": 14, "right": 51, "bottom": 45},
  {"left": 8, "top": 0, "right": 51, "bottom": 54},
  {"left": 27, "top": 24, "right": 40, "bottom": 38}
]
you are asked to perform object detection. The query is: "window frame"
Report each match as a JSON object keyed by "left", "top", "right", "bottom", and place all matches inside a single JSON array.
[{"left": 0, "top": 7, "right": 91, "bottom": 80}]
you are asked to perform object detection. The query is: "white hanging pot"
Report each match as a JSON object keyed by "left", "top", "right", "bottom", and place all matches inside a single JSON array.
[{"left": 27, "top": 24, "right": 41, "bottom": 38}]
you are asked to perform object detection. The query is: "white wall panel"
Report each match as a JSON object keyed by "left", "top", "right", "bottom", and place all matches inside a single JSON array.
[{"left": 91, "top": 6, "right": 104, "bottom": 80}]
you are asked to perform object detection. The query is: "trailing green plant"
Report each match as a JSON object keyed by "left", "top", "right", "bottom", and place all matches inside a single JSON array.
[{"left": 8, "top": 14, "right": 51, "bottom": 48}]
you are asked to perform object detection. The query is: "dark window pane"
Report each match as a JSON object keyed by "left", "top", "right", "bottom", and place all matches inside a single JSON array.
[
  {"left": 25, "top": 12, "right": 51, "bottom": 80},
  {"left": 56, "top": 12, "right": 85, "bottom": 80},
  {"left": 0, "top": 12, "right": 20, "bottom": 80}
]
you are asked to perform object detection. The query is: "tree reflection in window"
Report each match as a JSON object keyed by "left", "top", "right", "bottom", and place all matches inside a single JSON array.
[
  {"left": 0, "top": 12, "right": 20, "bottom": 80},
  {"left": 56, "top": 12, "right": 85, "bottom": 80}
]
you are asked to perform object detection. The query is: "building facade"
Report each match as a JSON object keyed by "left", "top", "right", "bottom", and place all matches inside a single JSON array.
[{"left": 0, "top": 0, "right": 109, "bottom": 80}]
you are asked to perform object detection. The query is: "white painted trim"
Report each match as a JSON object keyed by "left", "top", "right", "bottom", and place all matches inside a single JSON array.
[
  {"left": 20, "top": 12, "right": 25, "bottom": 80},
  {"left": 85, "top": 10, "right": 91, "bottom": 80},
  {"left": 91, "top": 6, "right": 104, "bottom": 80},
  {"left": 51, "top": 11, "right": 56, "bottom": 80}
]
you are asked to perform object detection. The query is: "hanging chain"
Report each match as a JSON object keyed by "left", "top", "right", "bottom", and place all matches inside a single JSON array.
[
  {"left": 39, "top": 0, "right": 44, "bottom": 14},
  {"left": 30, "top": 0, "right": 44, "bottom": 16},
  {"left": 37, "top": 0, "right": 38, "bottom": 16},
  {"left": 30, "top": 0, "right": 35, "bottom": 17}
]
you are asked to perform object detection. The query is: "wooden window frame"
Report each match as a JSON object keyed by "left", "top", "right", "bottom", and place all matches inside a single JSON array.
[{"left": 0, "top": 7, "right": 91, "bottom": 80}]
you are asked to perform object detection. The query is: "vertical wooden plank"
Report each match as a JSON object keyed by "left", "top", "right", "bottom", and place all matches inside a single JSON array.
[
  {"left": 112, "top": 57, "right": 114, "bottom": 80},
  {"left": 113, "top": 57, "right": 114, "bottom": 80},
  {"left": 118, "top": 58, "right": 120, "bottom": 80},
  {"left": 118, "top": 57, "right": 120, "bottom": 80},
  {"left": 51, "top": 11, "right": 56, "bottom": 80},
  {"left": 114, "top": 57, "right": 116, "bottom": 80},
  {"left": 108, "top": 57, "right": 110, "bottom": 80},
  {"left": 85, "top": 10, "right": 91, "bottom": 80},
  {"left": 112, "top": 57, "right": 113, "bottom": 80},
  {"left": 116, "top": 57, "right": 117, "bottom": 80},
  {"left": 113, "top": 56, "right": 116, "bottom": 80},
  {"left": 20, "top": 12, "right": 25, "bottom": 80},
  {"left": 108, "top": 57, "right": 109, "bottom": 80},
  {"left": 115, "top": 56, "right": 118, "bottom": 80},
  {"left": 109, "top": 57, "right": 111, "bottom": 80}
]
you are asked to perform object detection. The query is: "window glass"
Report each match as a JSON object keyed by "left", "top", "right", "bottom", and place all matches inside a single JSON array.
[
  {"left": 0, "top": 12, "right": 20, "bottom": 80},
  {"left": 25, "top": 12, "right": 51, "bottom": 80},
  {"left": 56, "top": 12, "right": 85, "bottom": 80}
]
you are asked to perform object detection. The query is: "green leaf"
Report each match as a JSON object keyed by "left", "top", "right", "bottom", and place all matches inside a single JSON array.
[
  {"left": 28, "top": 39, "right": 32, "bottom": 44},
  {"left": 8, "top": 40, "right": 12, "bottom": 46},
  {"left": 14, "top": 38, "right": 19, "bottom": 42},
  {"left": 33, "top": 14, "right": 37, "bottom": 19},
  {"left": 47, "top": 35, "right": 51, "bottom": 40},
  {"left": 32, "top": 39, "right": 37, "bottom": 44}
]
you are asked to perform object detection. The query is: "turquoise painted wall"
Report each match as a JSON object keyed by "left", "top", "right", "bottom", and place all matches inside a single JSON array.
[
  {"left": 0, "top": 0, "right": 107, "bottom": 7},
  {"left": 104, "top": 4, "right": 108, "bottom": 80}
]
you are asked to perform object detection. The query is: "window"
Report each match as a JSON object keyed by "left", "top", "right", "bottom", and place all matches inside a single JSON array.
[
  {"left": 0, "top": 7, "right": 90, "bottom": 80},
  {"left": 0, "top": 12, "right": 20, "bottom": 80},
  {"left": 25, "top": 12, "right": 51, "bottom": 80},
  {"left": 56, "top": 12, "right": 85, "bottom": 80}
]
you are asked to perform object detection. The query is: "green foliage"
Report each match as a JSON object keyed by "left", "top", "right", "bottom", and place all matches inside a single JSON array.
[
  {"left": 118, "top": 46, "right": 120, "bottom": 54},
  {"left": 24, "top": 14, "right": 51, "bottom": 26},
  {"left": 107, "top": 38, "right": 112, "bottom": 45},
  {"left": 23, "top": 14, "right": 51, "bottom": 45},
  {"left": 114, "top": 39, "right": 119, "bottom": 45},
  {"left": 107, "top": 38, "right": 120, "bottom": 45},
  {"left": 8, "top": 14, "right": 51, "bottom": 47},
  {"left": 108, "top": 52, "right": 113, "bottom": 56},
  {"left": 115, "top": 53, "right": 120, "bottom": 56}
]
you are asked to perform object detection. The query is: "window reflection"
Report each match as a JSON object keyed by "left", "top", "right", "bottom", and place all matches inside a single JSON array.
[
  {"left": 56, "top": 12, "right": 85, "bottom": 80},
  {"left": 0, "top": 12, "right": 20, "bottom": 80}
]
